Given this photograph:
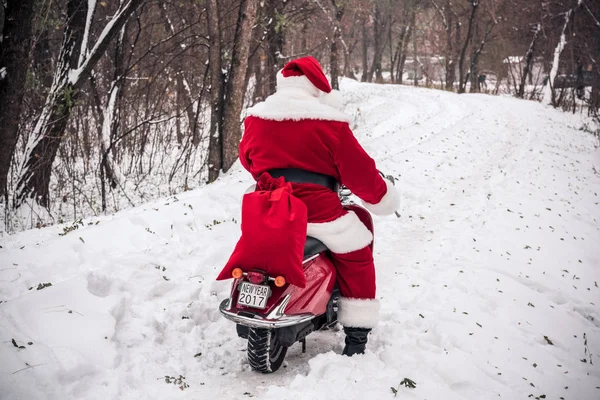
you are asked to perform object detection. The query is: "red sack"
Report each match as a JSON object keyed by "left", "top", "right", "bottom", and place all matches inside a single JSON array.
[{"left": 217, "top": 173, "right": 308, "bottom": 288}]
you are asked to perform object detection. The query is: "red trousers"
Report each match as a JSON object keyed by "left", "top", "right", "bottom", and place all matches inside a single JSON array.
[{"left": 329, "top": 246, "right": 376, "bottom": 299}]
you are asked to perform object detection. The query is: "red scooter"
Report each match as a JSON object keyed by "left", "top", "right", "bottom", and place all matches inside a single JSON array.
[{"left": 218, "top": 187, "right": 374, "bottom": 373}]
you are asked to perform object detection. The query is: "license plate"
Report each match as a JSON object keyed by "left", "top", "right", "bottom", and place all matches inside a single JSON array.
[{"left": 237, "top": 282, "right": 271, "bottom": 309}]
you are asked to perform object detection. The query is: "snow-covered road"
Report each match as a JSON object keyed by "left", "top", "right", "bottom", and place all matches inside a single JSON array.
[{"left": 1, "top": 81, "right": 599, "bottom": 399}]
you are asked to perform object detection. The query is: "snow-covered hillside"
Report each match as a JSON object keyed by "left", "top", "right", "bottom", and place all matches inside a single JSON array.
[{"left": 1, "top": 81, "right": 599, "bottom": 400}]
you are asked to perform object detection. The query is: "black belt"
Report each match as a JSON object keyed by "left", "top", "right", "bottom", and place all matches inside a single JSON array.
[{"left": 267, "top": 168, "right": 339, "bottom": 192}]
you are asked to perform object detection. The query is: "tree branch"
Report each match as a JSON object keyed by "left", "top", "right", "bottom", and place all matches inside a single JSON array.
[{"left": 69, "top": 0, "right": 144, "bottom": 88}]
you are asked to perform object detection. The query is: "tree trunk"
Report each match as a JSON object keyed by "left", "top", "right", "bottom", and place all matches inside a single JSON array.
[
  {"left": 329, "top": 5, "right": 345, "bottom": 90},
  {"left": 392, "top": 6, "right": 413, "bottom": 84},
  {"left": 250, "top": 3, "right": 266, "bottom": 104},
  {"left": 342, "top": 11, "right": 357, "bottom": 80},
  {"left": 369, "top": 4, "right": 386, "bottom": 83},
  {"left": 590, "top": 64, "right": 600, "bottom": 115},
  {"left": 518, "top": 23, "right": 541, "bottom": 98},
  {"left": 264, "top": 0, "right": 285, "bottom": 96},
  {"left": 99, "top": 24, "right": 129, "bottom": 212},
  {"left": 389, "top": 12, "right": 395, "bottom": 84},
  {"left": 221, "top": 0, "right": 257, "bottom": 172},
  {"left": 301, "top": 20, "right": 308, "bottom": 53},
  {"left": 160, "top": 2, "right": 199, "bottom": 146},
  {"left": 360, "top": 16, "right": 369, "bottom": 82},
  {"left": 14, "top": 0, "right": 87, "bottom": 207},
  {"left": 413, "top": 24, "right": 418, "bottom": 86},
  {"left": 343, "top": 37, "right": 357, "bottom": 80},
  {"left": 458, "top": 0, "right": 478, "bottom": 94},
  {"left": 591, "top": 27, "right": 600, "bottom": 115},
  {"left": 397, "top": 11, "right": 416, "bottom": 85},
  {"left": 542, "top": 5, "right": 578, "bottom": 106},
  {"left": 14, "top": 0, "right": 144, "bottom": 207},
  {"left": 330, "top": 32, "right": 340, "bottom": 90},
  {"left": 444, "top": 2, "right": 455, "bottom": 90},
  {"left": 0, "top": 0, "right": 36, "bottom": 202},
  {"left": 469, "top": 20, "right": 496, "bottom": 94},
  {"left": 206, "top": 0, "right": 223, "bottom": 183},
  {"left": 469, "top": 23, "right": 480, "bottom": 93},
  {"left": 252, "top": 48, "right": 265, "bottom": 103}
]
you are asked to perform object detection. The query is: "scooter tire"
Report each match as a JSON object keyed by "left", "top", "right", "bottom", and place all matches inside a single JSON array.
[{"left": 247, "top": 328, "right": 287, "bottom": 373}]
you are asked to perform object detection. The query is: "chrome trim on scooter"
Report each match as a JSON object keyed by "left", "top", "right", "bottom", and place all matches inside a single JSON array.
[
  {"left": 225, "top": 295, "right": 233, "bottom": 311},
  {"left": 219, "top": 299, "right": 315, "bottom": 329},
  {"left": 266, "top": 294, "right": 291, "bottom": 320},
  {"left": 303, "top": 254, "right": 319, "bottom": 264}
]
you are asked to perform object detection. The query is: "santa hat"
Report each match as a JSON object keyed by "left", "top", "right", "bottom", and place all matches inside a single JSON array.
[{"left": 276, "top": 56, "right": 344, "bottom": 110}]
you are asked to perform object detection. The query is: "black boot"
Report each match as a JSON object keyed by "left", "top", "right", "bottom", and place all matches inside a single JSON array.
[{"left": 342, "top": 327, "right": 371, "bottom": 356}]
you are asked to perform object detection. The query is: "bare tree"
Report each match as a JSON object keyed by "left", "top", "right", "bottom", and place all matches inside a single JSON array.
[
  {"left": 441, "top": 0, "right": 457, "bottom": 90},
  {"left": 542, "top": 2, "right": 580, "bottom": 106},
  {"left": 518, "top": 22, "right": 541, "bottom": 98},
  {"left": 14, "top": 0, "right": 145, "bottom": 208},
  {"left": 393, "top": 0, "right": 418, "bottom": 84},
  {"left": 160, "top": 2, "right": 201, "bottom": 147},
  {"left": 369, "top": 2, "right": 389, "bottom": 83},
  {"left": 0, "top": 0, "right": 36, "bottom": 202},
  {"left": 221, "top": 0, "right": 258, "bottom": 172},
  {"left": 3, "top": 0, "right": 599, "bottom": 233},
  {"left": 206, "top": 0, "right": 224, "bottom": 183},
  {"left": 469, "top": 11, "right": 499, "bottom": 93},
  {"left": 458, "top": 0, "right": 479, "bottom": 94},
  {"left": 360, "top": 15, "right": 369, "bottom": 82},
  {"left": 313, "top": 0, "right": 346, "bottom": 90}
]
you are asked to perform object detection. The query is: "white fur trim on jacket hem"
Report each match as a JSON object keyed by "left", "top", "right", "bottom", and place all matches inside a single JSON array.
[
  {"left": 338, "top": 297, "right": 380, "bottom": 328},
  {"left": 246, "top": 72, "right": 352, "bottom": 123},
  {"left": 307, "top": 211, "right": 373, "bottom": 254},
  {"left": 362, "top": 179, "right": 400, "bottom": 216}
]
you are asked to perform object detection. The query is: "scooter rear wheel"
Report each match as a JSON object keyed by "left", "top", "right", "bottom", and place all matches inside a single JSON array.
[{"left": 247, "top": 328, "right": 287, "bottom": 373}]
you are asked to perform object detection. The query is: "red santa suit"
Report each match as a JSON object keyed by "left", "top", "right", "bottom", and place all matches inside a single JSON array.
[{"left": 239, "top": 56, "right": 399, "bottom": 329}]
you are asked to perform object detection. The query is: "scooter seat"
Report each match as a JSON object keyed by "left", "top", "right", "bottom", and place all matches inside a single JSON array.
[{"left": 303, "top": 236, "right": 328, "bottom": 259}]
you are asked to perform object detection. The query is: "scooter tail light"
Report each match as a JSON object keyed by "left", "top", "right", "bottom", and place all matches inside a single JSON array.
[
  {"left": 274, "top": 276, "right": 286, "bottom": 287},
  {"left": 231, "top": 268, "right": 243, "bottom": 279},
  {"left": 247, "top": 271, "right": 266, "bottom": 284}
]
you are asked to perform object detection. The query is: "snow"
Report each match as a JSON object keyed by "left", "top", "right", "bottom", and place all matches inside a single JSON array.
[
  {"left": 0, "top": 67, "right": 6, "bottom": 80},
  {"left": 2, "top": 81, "right": 600, "bottom": 399},
  {"left": 504, "top": 55, "right": 523, "bottom": 64}
]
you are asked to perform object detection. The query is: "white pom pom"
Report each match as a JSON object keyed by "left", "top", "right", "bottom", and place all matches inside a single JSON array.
[{"left": 320, "top": 89, "right": 345, "bottom": 110}]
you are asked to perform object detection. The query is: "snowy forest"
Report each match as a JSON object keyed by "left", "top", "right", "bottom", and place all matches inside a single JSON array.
[{"left": 1, "top": 0, "right": 599, "bottom": 233}]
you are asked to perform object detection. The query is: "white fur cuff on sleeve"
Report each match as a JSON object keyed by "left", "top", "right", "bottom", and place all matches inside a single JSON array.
[{"left": 362, "top": 179, "right": 399, "bottom": 216}]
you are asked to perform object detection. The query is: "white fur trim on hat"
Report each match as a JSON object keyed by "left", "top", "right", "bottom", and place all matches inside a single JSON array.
[
  {"left": 307, "top": 211, "right": 372, "bottom": 254},
  {"left": 338, "top": 297, "right": 380, "bottom": 328},
  {"left": 245, "top": 71, "right": 352, "bottom": 123},
  {"left": 276, "top": 71, "right": 320, "bottom": 97},
  {"left": 362, "top": 179, "right": 399, "bottom": 216}
]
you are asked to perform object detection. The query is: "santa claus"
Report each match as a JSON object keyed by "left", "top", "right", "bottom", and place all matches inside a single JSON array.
[{"left": 238, "top": 56, "right": 399, "bottom": 356}]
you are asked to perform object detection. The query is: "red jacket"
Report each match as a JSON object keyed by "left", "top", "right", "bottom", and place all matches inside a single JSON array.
[{"left": 238, "top": 73, "right": 399, "bottom": 254}]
